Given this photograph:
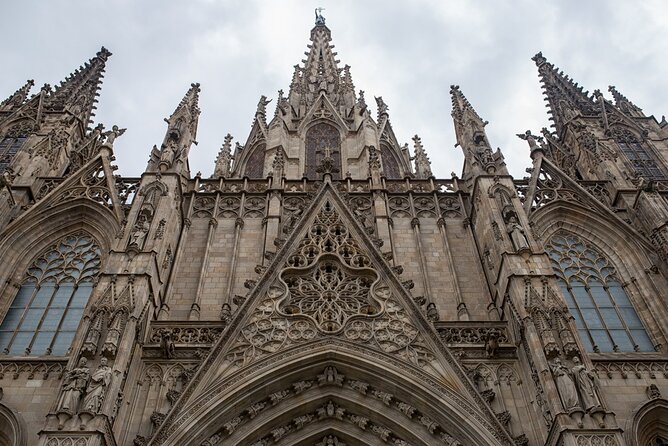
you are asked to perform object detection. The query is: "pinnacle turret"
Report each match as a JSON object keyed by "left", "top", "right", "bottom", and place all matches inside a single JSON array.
[
  {"left": 532, "top": 52, "right": 597, "bottom": 135},
  {"left": 44, "top": 47, "right": 111, "bottom": 126},
  {"left": 608, "top": 85, "right": 644, "bottom": 117},
  {"left": 0, "top": 79, "right": 34, "bottom": 112},
  {"left": 412, "top": 135, "right": 433, "bottom": 179},
  {"left": 213, "top": 133, "right": 233, "bottom": 178}
]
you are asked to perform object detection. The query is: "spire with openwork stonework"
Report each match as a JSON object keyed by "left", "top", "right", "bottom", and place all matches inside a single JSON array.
[
  {"left": 532, "top": 52, "right": 597, "bottom": 135},
  {"left": 43, "top": 47, "right": 111, "bottom": 126},
  {"left": 286, "top": 11, "right": 356, "bottom": 112},
  {"left": 450, "top": 85, "right": 506, "bottom": 177},
  {"left": 0, "top": 79, "right": 34, "bottom": 113}
]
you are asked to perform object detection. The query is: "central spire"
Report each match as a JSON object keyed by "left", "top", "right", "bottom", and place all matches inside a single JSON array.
[{"left": 286, "top": 12, "right": 355, "bottom": 111}]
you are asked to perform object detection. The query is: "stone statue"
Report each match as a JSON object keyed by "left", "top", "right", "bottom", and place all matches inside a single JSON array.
[
  {"left": 82, "top": 357, "right": 113, "bottom": 413},
  {"left": 256, "top": 95, "right": 272, "bottom": 116},
  {"left": 103, "top": 125, "right": 126, "bottom": 147},
  {"left": 129, "top": 211, "right": 151, "bottom": 249},
  {"left": 57, "top": 357, "right": 90, "bottom": 413},
  {"left": 551, "top": 358, "right": 579, "bottom": 411},
  {"left": 571, "top": 356, "right": 602, "bottom": 411},
  {"left": 506, "top": 215, "right": 530, "bottom": 252},
  {"left": 160, "top": 330, "right": 176, "bottom": 359},
  {"left": 516, "top": 130, "right": 542, "bottom": 151}
]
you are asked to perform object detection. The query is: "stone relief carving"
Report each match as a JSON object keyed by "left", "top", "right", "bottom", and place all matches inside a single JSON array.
[
  {"left": 81, "top": 357, "right": 112, "bottom": 414},
  {"left": 57, "top": 357, "right": 90, "bottom": 415},
  {"left": 199, "top": 365, "right": 463, "bottom": 446}
]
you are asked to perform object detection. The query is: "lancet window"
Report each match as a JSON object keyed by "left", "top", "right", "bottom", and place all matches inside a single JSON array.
[
  {"left": 305, "top": 122, "right": 341, "bottom": 180},
  {"left": 380, "top": 143, "right": 401, "bottom": 178},
  {"left": 0, "top": 136, "right": 25, "bottom": 172},
  {"left": 613, "top": 127, "right": 664, "bottom": 179},
  {"left": 0, "top": 233, "right": 101, "bottom": 356},
  {"left": 244, "top": 144, "right": 266, "bottom": 178},
  {"left": 546, "top": 231, "right": 654, "bottom": 353}
]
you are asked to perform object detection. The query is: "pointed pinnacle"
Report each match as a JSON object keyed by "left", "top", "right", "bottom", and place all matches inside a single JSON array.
[
  {"left": 170, "top": 82, "right": 201, "bottom": 120},
  {"left": 608, "top": 85, "right": 642, "bottom": 112},
  {"left": 449, "top": 85, "right": 484, "bottom": 124},
  {"left": 1, "top": 79, "right": 35, "bottom": 108}
]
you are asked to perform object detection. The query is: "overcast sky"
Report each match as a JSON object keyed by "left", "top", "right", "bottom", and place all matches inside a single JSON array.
[{"left": 2, "top": 0, "right": 667, "bottom": 179}]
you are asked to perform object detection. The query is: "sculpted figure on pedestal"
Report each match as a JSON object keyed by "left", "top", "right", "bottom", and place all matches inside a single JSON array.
[
  {"left": 82, "top": 357, "right": 113, "bottom": 413},
  {"left": 57, "top": 357, "right": 90, "bottom": 414}
]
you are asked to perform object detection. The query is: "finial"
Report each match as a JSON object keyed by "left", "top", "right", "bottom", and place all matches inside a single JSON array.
[{"left": 532, "top": 51, "right": 547, "bottom": 67}]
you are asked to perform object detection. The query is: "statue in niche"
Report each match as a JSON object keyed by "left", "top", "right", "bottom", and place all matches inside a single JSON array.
[
  {"left": 57, "top": 357, "right": 90, "bottom": 413},
  {"left": 571, "top": 356, "right": 602, "bottom": 411},
  {"left": 82, "top": 357, "right": 113, "bottom": 413},
  {"left": 551, "top": 358, "right": 579, "bottom": 411},
  {"left": 504, "top": 211, "right": 530, "bottom": 252},
  {"left": 129, "top": 210, "right": 151, "bottom": 249}
]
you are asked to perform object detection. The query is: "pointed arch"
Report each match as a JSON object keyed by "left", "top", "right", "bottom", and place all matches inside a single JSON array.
[
  {"left": 0, "top": 402, "right": 27, "bottom": 446},
  {"left": 625, "top": 398, "right": 668, "bottom": 446},
  {"left": 544, "top": 229, "right": 655, "bottom": 353},
  {"left": 610, "top": 124, "right": 665, "bottom": 179},
  {"left": 305, "top": 121, "right": 341, "bottom": 180},
  {"left": 379, "top": 143, "right": 401, "bottom": 178},
  {"left": 153, "top": 347, "right": 503, "bottom": 446},
  {"left": 244, "top": 143, "right": 267, "bottom": 178}
]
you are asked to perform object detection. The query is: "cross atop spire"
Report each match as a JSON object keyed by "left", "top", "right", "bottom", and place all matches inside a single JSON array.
[
  {"left": 44, "top": 47, "right": 111, "bottom": 126},
  {"left": 532, "top": 52, "right": 597, "bottom": 135},
  {"left": 0, "top": 79, "right": 34, "bottom": 112}
]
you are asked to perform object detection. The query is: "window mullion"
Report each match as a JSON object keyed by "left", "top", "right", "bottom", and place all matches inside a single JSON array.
[
  {"left": 2, "top": 282, "right": 40, "bottom": 355},
  {"left": 46, "top": 282, "right": 79, "bottom": 356},
  {"left": 25, "top": 281, "right": 59, "bottom": 355}
]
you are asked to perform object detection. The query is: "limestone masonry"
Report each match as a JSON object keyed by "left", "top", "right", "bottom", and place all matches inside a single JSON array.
[{"left": 0, "top": 11, "right": 667, "bottom": 446}]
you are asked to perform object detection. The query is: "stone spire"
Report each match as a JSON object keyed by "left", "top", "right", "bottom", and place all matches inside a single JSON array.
[
  {"left": 412, "top": 135, "right": 432, "bottom": 179},
  {"left": 450, "top": 85, "right": 506, "bottom": 177},
  {"left": 213, "top": 133, "right": 233, "bottom": 178},
  {"left": 287, "top": 12, "right": 354, "bottom": 111},
  {"left": 156, "top": 83, "right": 201, "bottom": 174},
  {"left": 608, "top": 85, "right": 644, "bottom": 117},
  {"left": 0, "top": 79, "right": 34, "bottom": 112},
  {"left": 43, "top": 47, "right": 111, "bottom": 127},
  {"left": 532, "top": 52, "right": 597, "bottom": 135}
]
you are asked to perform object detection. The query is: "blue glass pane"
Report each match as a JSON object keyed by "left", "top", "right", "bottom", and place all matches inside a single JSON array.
[
  {"left": 9, "top": 331, "right": 33, "bottom": 355},
  {"left": 599, "top": 308, "right": 624, "bottom": 328},
  {"left": 71, "top": 284, "right": 92, "bottom": 307},
  {"left": 631, "top": 330, "right": 655, "bottom": 352},
  {"left": 571, "top": 309, "right": 585, "bottom": 329},
  {"left": 0, "top": 331, "right": 14, "bottom": 352},
  {"left": 60, "top": 308, "right": 84, "bottom": 330},
  {"left": 581, "top": 309, "right": 603, "bottom": 329},
  {"left": 19, "top": 308, "right": 45, "bottom": 331},
  {"left": 52, "top": 284, "right": 75, "bottom": 307},
  {"left": 0, "top": 308, "right": 24, "bottom": 331},
  {"left": 31, "top": 331, "right": 55, "bottom": 355},
  {"left": 609, "top": 329, "right": 634, "bottom": 352},
  {"left": 620, "top": 307, "right": 643, "bottom": 328},
  {"left": 590, "top": 329, "right": 614, "bottom": 352},
  {"left": 578, "top": 329, "right": 594, "bottom": 352},
  {"left": 12, "top": 285, "right": 36, "bottom": 307},
  {"left": 608, "top": 284, "right": 631, "bottom": 306},
  {"left": 41, "top": 307, "right": 65, "bottom": 330},
  {"left": 51, "top": 331, "right": 75, "bottom": 356},
  {"left": 572, "top": 286, "right": 594, "bottom": 308},
  {"left": 32, "top": 285, "right": 56, "bottom": 307},
  {"left": 590, "top": 285, "right": 612, "bottom": 307}
]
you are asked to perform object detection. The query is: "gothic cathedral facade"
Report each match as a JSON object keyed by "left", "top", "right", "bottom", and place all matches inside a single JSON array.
[{"left": 0, "top": 13, "right": 667, "bottom": 446}]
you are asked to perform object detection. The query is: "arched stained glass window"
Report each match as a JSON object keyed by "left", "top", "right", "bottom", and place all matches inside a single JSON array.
[
  {"left": 305, "top": 123, "right": 341, "bottom": 180},
  {"left": 380, "top": 143, "right": 401, "bottom": 178},
  {"left": 613, "top": 127, "right": 665, "bottom": 180},
  {"left": 244, "top": 144, "right": 266, "bottom": 178},
  {"left": 546, "top": 231, "right": 654, "bottom": 353},
  {"left": 0, "top": 233, "right": 101, "bottom": 356}
]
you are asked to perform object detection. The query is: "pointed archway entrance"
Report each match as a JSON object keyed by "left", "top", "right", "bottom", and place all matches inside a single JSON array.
[{"left": 149, "top": 182, "right": 513, "bottom": 446}]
